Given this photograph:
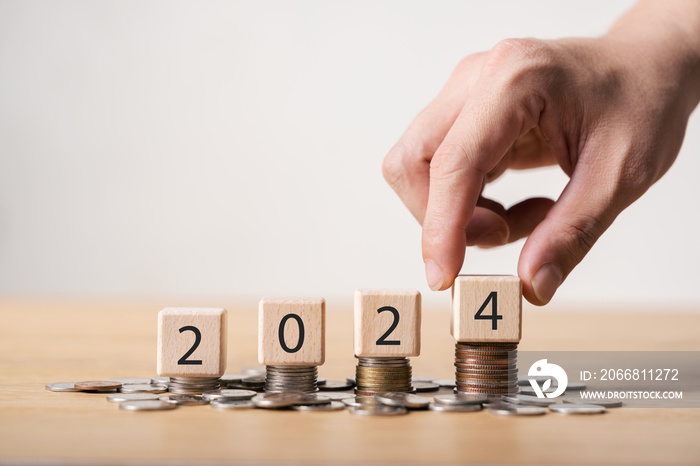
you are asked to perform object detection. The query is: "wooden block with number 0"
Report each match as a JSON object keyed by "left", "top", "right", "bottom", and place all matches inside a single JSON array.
[
  {"left": 354, "top": 289, "right": 421, "bottom": 357},
  {"left": 451, "top": 275, "right": 522, "bottom": 342},
  {"left": 258, "top": 298, "right": 325, "bottom": 366},
  {"left": 157, "top": 307, "right": 227, "bottom": 377}
]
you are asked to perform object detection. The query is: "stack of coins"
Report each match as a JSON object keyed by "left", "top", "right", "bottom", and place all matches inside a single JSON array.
[
  {"left": 264, "top": 366, "right": 318, "bottom": 393},
  {"left": 167, "top": 376, "right": 221, "bottom": 395},
  {"left": 454, "top": 342, "right": 518, "bottom": 395},
  {"left": 355, "top": 357, "right": 413, "bottom": 395}
]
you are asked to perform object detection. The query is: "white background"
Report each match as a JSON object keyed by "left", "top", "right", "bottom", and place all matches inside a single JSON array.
[{"left": 1, "top": 0, "right": 698, "bottom": 309}]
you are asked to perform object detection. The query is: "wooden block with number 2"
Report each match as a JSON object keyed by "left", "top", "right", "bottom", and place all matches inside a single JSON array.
[
  {"left": 157, "top": 307, "right": 227, "bottom": 377},
  {"left": 354, "top": 289, "right": 421, "bottom": 357},
  {"left": 451, "top": 275, "right": 522, "bottom": 342}
]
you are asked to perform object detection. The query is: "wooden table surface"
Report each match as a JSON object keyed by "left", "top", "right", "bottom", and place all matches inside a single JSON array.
[{"left": 1, "top": 298, "right": 699, "bottom": 465}]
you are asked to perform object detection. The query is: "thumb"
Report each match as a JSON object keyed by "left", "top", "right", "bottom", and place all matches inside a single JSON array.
[{"left": 518, "top": 162, "right": 625, "bottom": 305}]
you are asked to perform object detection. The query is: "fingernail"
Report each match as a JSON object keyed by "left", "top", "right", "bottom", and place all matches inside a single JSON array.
[
  {"left": 532, "top": 262, "right": 563, "bottom": 304},
  {"left": 475, "top": 231, "right": 507, "bottom": 248},
  {"left": 424, "top": 260, "right": 444, "bottom": 291}
]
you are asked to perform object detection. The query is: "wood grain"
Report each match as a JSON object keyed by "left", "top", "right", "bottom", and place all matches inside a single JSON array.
[
  {"left": 258, "top": 297, "right": 325, "bottom": 366},
  {"left": 1, "top": 298, "right": 699, "bottom": 465},
  {"left": 354, "top": 289, "right": 421, "bottom": 357},
  {"left": 451, "top": 275, "right": 522, "bottom": 342},
  {"left": 157, "top": 307, "right": 227, "bottom": 377}
]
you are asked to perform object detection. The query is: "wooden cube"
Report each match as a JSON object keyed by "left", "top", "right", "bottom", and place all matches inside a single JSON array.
[
  {"left": 258, "top": 298, "right": 325, "bottom": 366},
  {"left": 451, "top": 275, "right": 522, "bottom": 342},
  {"left": 354, "top": 289, "right": 421, "bottom": 357},
  {"left": 157, "top": 307, "right": 227, "bottom": 377}
]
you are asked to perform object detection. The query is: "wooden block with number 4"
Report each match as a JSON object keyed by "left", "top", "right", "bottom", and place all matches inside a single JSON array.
[
  {"left": 157, "top": 307, "right": 227, "bottom": 377},
  {"left": 258, "top": 298, "right": 325, "bottom": 366},
  {"left": 354, "top": 289, "right": 421, "bottom": 357},
  {"left": 451, "top": 275, "right": 522, "bottom": 342}
]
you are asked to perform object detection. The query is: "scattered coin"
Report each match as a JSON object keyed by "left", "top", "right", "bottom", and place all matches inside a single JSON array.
[
  {"left": 346, "top": 376, "right": 356, "bottom": 385},
  {"left": 433, "top": 394, "right": 488, "bottom": 406},
  {"left": 518, "top": 385, "right": 557, "bottom": 396},
  {"left": 433, "top": 379, "right": 456, "bottom": 388},
  {"left": 108, "top": 377, "right": 152, "bottom": 385},
  {"left": 349, "top": 404, "right": 408, "bottom": 416},
  {"left": 342, "top": 396, "right": 379, "bottom": 408},
  {"left": 45, "top": 382, "right": 80, "bottom": 392},
  {"left": 119, "top": 400, "right": 177, "bottom": 411},
  {"left": 202, "top": 389, "right": 257, "bottom": 402},
  {"left": 317, "top": 377, "right": 327, "bottom": 386},
  {"left": 518, "top": 375, "right": 554, "bottom": 386},
  {"left": 241, "top": 376, "right": 266, "bottom": 388},
  {"left": 120, "top": 384, "right": 168, "bottom": 394},
  {"left": 429, "top": 403, "right": 482, "bottom": 413},
  {"left": 323, "top": 392, "right": 355, "bottom": 401},
  {"left": 503, "top": 394, "right": 557, "bottom": 407},
  {"left": 549, "top": 403, "right": 606, "bottom": 414},
  {"left": 292, "top": 401, "right": 345, "bottom": 412},
  {"left": 151, "top": 376, "right": 170, "bottom": 384},
  {"left": 75, "top": 381, "right": 122, "bottom": 391},
  {"left": 242, "top": 366, "right": 266, "bottom": 376},
  {"left": 563, "top": 397, "right": 622, "bottom": 408},
  {"left": 159, "top": 394, "right": 208, "bottom": 406},
  {"left": 375, "top": 392, "right": 431, "bottom": 409},
  {"left": 413, "top": 381, "right": 440, "bottom": 393},
  {"left": 318, "top": 380, "right": 354, "bottom": 391},
  {"left": 107, "top": 393, "right": 160, "bottom": 403},
  {"left": 210, "top": 399, "right": 255, "bottom": 410},
  {"left": 252, "top": 392, "right": 308, "bottom": 409},
  {"left": 488, "top": 402, "right": 547, "bottom": 416},
  {"left": 564, "top": 381, "right": 587, "bottom": 391}
]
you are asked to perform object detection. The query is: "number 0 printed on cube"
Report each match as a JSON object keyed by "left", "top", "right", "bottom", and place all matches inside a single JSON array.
[
  {"left": 157, "top": 307, "right": 227, "bottom": 377},
  {"left": 354, "top": 289, "right": 421, "bottom": 357},
  {"left": 258, "top": 298, "right": 325, "bottom": 366},
  {"left": 451, "top": 275, "right": 522, "bottom": 342}
]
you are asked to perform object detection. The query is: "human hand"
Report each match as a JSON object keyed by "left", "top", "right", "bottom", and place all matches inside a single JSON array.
[{"left": 382, "top": 1, "right": 700, "bottom": 305}]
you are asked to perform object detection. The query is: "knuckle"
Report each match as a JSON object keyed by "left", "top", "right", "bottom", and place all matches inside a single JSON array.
[
  {"left": 382, "top": 146, "right": 408, "bottom": 188},
  {"left": 486, "top": 38, "right": 559, "bottom": 88},
  {"left": 559, "top": 213, "right": 605, "bottom": 260},
  {"left": 429, "top": 143, "right": 473, "bottom": 182}
]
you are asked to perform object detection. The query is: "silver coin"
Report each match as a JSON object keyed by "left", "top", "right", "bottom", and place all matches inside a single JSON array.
[
  {"left": 413, "top": 381, "right": 440, "bottom": 393},
  {"left": 434, "top": 394, "right": 488, "bottom": 406},
  {"left": 45, "top": 382, "right": 80, "bottom": 392},
  {"left": 159, "top": 394, "right": 208, "bottom": 406},
  {"left": 376, "top": 392, "right": 431, "bottom": 409},
  {"left": 433, "top": 379, "right": 456, "bottom": 388},
  {"left": 252, "top": 392, "right": 307, "bottom": 408},
  {"left": 109, "top": 377, "right": 152, "bottom": 385},
  {"left": 292, "top": 401, "right": 345, "bottom": 412},
  {"left": 342, "top": 396, "right": 378, "bottom": 408},
  {"left": 412, "top": 375, "right": 436, "bottom": 383},
  {"left": 316, "top": 377, "right": 327, "bottom": 386},
  {"left": 346, "top": 376, "right": 356, "bottom": 385},
  {"left": 318, "top": 380, "right": 353, "bottom": 391},
  {"left": 429, "top": 402, "right": 482, "bottom": 413},
  {"left": 241, "top": 376, "right": 266, "bottom": 387},
  {"left": 151, "top": 376, "right": 170, "bottom": 384},
  {"left": 119, "top": 400, "right": 177, "bottom": 411},
  {"left": 549, "top": 403, "right": 606, "bottom": 414},
  {"left": 563, "top": 397, "right": 622, "bottom": 408},
  {"left": 220, "top": 373, "right": 246, "bottom": 384},
  {"left": 295, "top": 393, "right": 332, "bottom": 406},
  {"left": 202, "top": 389, "right": 257, "bottom": 402},
  {"left": 564, "top": 381, "right": 587, "bottom": 391},
  {"left": 107, "top": 393, "right": 160, "bottom": 403},
  {"left": 349, "top": 404, "right": 408, "bottom": 416},
  {"left": 503, "top": 394, "right": 557, "bottom": 407},
  {"left": 488, "top": 402, "right": 547, "bottom": 416},
  {"left": 210, "top": 399, "right": 254, "bottom": 410},
  {"left": 120, "top": 384, "right": 168, "bottom": 394},
  {"left": 323, "top": 392, "right": 355, "bottom": 401},
  {"left": 519, "top": 385, "right": 557, "bottom": 396}
]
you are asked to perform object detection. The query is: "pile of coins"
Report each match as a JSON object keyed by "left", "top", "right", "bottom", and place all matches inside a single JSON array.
[
  {"left": 47, "top": 371, "right": 617, "bottom": 415},
  {"left": 167, "top": 376, "right": 221, "bottom": 395},
  {"left": 355, "top": 357, "right": 413, "bottom": 395},
  {"left": 264, "top": 365, "right": 318, "bottom": 393},
  {"left": 454, "top": 342, "right": 518, "bottom": 395}
]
